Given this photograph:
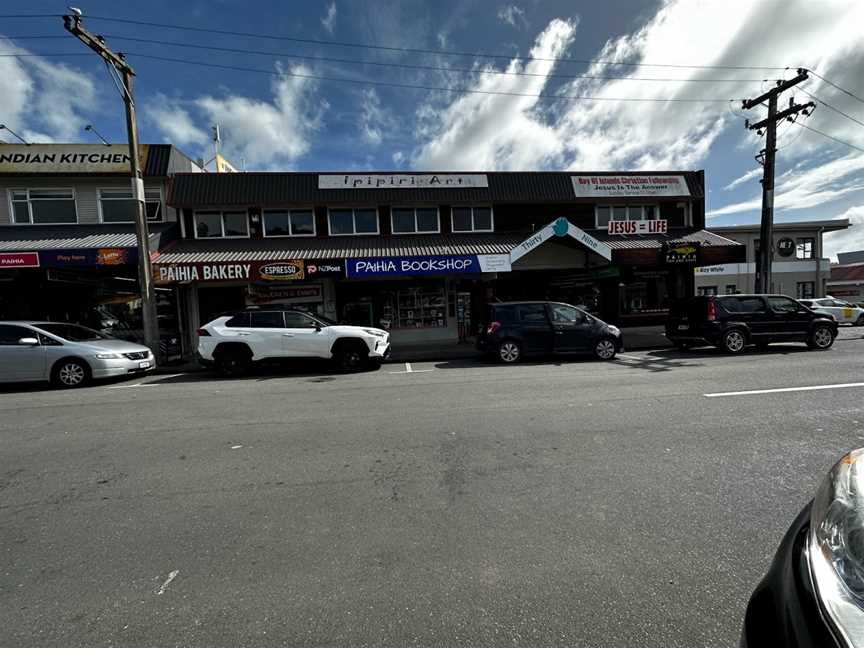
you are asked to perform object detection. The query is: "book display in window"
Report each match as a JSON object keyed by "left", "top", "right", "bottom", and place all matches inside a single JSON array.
[{"left": 385, "top": 287, "right": 446, "bottom": 329}]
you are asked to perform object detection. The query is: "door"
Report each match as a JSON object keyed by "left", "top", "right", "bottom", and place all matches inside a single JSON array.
[
  {"left": 515, "top": 304, "right": 553, "bottom": 354},
  {"left": 549, "top": 304, "right": 593, "bottom": 352},
  {"left": 281, "top": 311, "right": 329, "bottom": 357},
  {"left": 765, "top": 296, "right": 812, "bottom": 339},
  {"left": 720, "top": 296, "right": 770, "bottom": 339},
  {"left": 0, "top": 324, "right": 46, "bottom": 382},
  {"left": 813, "top": 298, "right": 846, "bottom": 323},
  {"left": 832, "top": 299, "right": 858, "bottom": 323},
  {"left": 247, "top": 311, "right": 287, "bottom": 358}
]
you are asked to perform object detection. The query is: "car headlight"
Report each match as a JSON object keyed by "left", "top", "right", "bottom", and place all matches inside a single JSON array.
[
  {"left": 95, "top": 352, "right": 122, "bottom": 359},
  {"left": 606, "top": 325, "right": 621, "bottom": 336},
  {"left": 363, "top": 329, "right": 386, "bottom": 337},
  {"left": 809, "top": 448, "right": 864, "bottom": 647}
]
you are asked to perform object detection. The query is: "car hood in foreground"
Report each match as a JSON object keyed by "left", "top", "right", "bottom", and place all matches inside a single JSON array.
[{"left": 69, "top": 339, "right": 152, "bottom": 354}]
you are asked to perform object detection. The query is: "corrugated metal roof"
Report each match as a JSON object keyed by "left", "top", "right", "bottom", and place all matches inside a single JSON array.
[
  {"left": 168, "top": 171, "right": 704, "bottom": 207},
  {"left": 143, "top": 144, "right": 173, "bottom": 177},
  {"left": 0, "top": 223, "right": 177, "bottom": 251},
  {"left": 153, "top": 233, "right": 525, "bottom": 264},
  {"left": 596, "top": 229, "right": 741, "bottom": 250}
]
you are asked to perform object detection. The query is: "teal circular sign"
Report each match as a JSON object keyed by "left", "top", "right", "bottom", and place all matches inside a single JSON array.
[{"left": 553, "top": 218, "right": 569, "bottom": 237}]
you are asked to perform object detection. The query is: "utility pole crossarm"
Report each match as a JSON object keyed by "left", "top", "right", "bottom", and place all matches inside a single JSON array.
[
  {"left": 748, "top": 101, "right": 815, "bottom": 131},
  {"left": 62, "top": 15, "right": 134, "bottom": 75},
  {"left": 742, "top": 70, "right": 808, "bottom": 110}
]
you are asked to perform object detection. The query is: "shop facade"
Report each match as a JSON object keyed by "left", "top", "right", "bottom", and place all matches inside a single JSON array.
[
  {"left": 157, "top": 170, "right": 745, "bottom": 355},
  {"left": 0, "top": 143, "right": 198, "bottom": 358},
  {"left": 695, "top": 219, "right": 850, "bottom": 298}
]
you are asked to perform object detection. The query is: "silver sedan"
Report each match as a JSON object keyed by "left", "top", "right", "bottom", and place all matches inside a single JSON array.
[{"left": 0, "top": 321, "right": 155, "bottom": 388}]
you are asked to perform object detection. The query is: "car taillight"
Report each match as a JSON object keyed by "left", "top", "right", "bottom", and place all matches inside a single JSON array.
[
  {"left": 486, "top": 321, "right": 501, "bottom": 335},
  {"left": 196, "top": 328, "right": 211, "bottom": 336},
  {"left": 707, "top": 298, "right": 717, "bottom": 322}
]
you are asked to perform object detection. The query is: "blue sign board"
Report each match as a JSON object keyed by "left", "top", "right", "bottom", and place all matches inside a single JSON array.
[{"left": 346, "top": 255, "right": 482, "bottom": 278}]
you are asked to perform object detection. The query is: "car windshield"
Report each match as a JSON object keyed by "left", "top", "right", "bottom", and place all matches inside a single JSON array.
[{"left": 35, "top": 323, "right": 111, "bottom": 341}]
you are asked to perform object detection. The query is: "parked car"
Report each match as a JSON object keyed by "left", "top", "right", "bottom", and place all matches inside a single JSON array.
[
  {"left": 0, "top": 321, "right": 154, "bottom": 388},
  {"left": 798, "top": 297, "right": 864, "bottom": 326},
  {"left": 742, "top": 448, "right": 864, "bottom": 647},
  {"left": 197, "top": 308, "right": 391, "bottom": 374},
  {"left": 666, "top": 294, "right": 837, "bottom": 353},
  {"left": 476, "top": 301, "right": 623, "bottom": 363}
]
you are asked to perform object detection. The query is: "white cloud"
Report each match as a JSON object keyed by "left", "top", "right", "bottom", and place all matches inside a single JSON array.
[
  {"left": 392, "top": 151, "right": 405, "bottom": 166},
  {"left": 359, "top": 88, "right": 386, "bottom": 146},
  {"left": 498, "top": 5, "right": 528, "bottom": 29},
  {"left": 144, "top": 95, "right": 208, "bottom": 147},
  {"left": 723, "top": 168, "right": 762, "bottom": 191},
  {"left": 823, "top": 205, "right": 864, "bottom": 261},
  {"left": 0, "top": 39, "right": 98, "bottom": 142},
  {"left": 321, "top": 2, "right": 337, "bottom": 34}
]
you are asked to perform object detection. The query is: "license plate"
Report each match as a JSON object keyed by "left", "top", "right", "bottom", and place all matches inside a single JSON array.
[
  {"left": 139, "top": 361, "right": 151, "bottom": 369},
  {"left": 677, "top": 324, "right": 688, "bottom": 331}
]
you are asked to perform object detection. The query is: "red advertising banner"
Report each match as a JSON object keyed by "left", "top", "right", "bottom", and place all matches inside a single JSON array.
[{"left": 0, "top": 252, "right": 40, "bottom": 268}]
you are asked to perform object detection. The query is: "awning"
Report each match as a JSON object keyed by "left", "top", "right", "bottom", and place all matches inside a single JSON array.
[{"left": 152, "top": 233, "right": 524, "bottom": 264}]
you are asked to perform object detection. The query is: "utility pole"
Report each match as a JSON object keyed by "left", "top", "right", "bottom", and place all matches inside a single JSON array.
[
  {"left": 63, "top": 12, "right": 159, "bottom": 356},
  {"left": 742, "top": 70, "right": 814, "bottom": 294}
]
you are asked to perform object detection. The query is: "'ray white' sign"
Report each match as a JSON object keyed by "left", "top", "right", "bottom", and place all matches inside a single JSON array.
[
  {"left": 572, "top": 175, "right": 690, "bottom": 198},
  {"left": 319, "top": 174, "right": 488, "bottom": 189}
]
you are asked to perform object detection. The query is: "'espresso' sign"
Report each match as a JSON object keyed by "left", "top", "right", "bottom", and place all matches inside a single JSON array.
[
  {"left": 258, "top": 261, "right": 304, "bottom": 281},
  {"left": 319, "top": 174, "right": 488, "bottom": 189},
  {"left": 0, "top": 144, "right": 148, "bottom": 173}
]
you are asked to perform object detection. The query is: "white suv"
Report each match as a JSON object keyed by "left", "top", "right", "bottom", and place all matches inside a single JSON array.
[
  {"left": 800, "top": 297, "right": 864, "bottom": 326},
  {"left": 198, "top": 309, "right": 390, "bottom": 374}
]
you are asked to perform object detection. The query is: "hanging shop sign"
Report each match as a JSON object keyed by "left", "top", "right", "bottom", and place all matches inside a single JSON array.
[
  {"left": 776, "top": 237, "right": 795, "bottom": 257},
  {"left": 607, "top": 219, "right": 668, "bottom": 235},
  {"left": 510, "top": 218, "right": 613, "bottom": 263},
  {"left": 571, "top": 175, "right": 690, "bottom": 198},
  {"left": 318, "top": 173, "right": 488, "bottom": 189},
  {"left": 0, "top": 252, "right": 40, "bottom": 268},
  {"left": 247, "top": 283, "right": 323, "bottom": 305},
  {"left": 0, "top": 144, "right": 149, "bottom": 173},
  {"left": 38, "top": 248, "right": 135, "bottom": 267},
  {"left": 345, "top": 254, "right": 510, "bottom": 278},
  {"left": 257, "top": 260, "right": 304, "bottom": 281},
  {"left": 664, "top": 243, "right": 700, "bottom": 265}
]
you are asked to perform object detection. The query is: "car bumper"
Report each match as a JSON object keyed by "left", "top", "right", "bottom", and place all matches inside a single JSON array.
[
  {"left": 369, "top": 340, "right": 391, "bottom": 359},
  {"left": 90, "top": 355, "right": 156, "bottom": 379}
]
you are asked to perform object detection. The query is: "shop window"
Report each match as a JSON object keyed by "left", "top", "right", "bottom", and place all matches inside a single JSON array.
[
  {"left": 263, "top": 209, "right": 315, "bottom": 237},
  {"left": 451, "top": 206, "right": 494, "bottom": 233},
  {"left": 797, "top": 282, "right": 815, "bottom": 299},
  {"left": 391, "top": 207, "right": 440, "bottom": 234},
  {"left": 697, "top": 286, "right": 718, "bottom": 297},
  {"left": 99, "top": 188, "right": 163, "bottom": 223},
  {"left": 328, "top": 208, "right": 379, "bottom": 235},
  {"left": 595, "top": 204, "right": 659, "bottom": 229},
  {"left": 725, "top": 285, "right": 738, "bottom": 295},
  {"left": 383, "top": 286, "right": 446, "bottom": 329},
  {"left": 9, "top": 188, "right": 77, "bottom": 224},
  {"left": 796, "top": 237, "right": 814, "bottom": 259},
  {"left": 194, "top": 210, "right": 249, "bottom": 238}
]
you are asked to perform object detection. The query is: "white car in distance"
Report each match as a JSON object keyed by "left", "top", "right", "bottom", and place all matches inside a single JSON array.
[
  {"left": 198, "top": 308, "right": 391, "bottom": 374},
  {"left": 799, "top": 297, "right": 864, "bottom": 326}
]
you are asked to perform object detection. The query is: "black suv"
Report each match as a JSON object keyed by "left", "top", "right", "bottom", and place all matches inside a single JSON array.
[
  {"left": 477, "top": 301, "right": 623, "bottom": 363},
  {"left": 666, "top": 294, "right": 838, "bottom": 353}
]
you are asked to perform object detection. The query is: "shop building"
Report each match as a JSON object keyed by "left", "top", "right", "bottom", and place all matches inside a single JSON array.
[
  {"left": 157, "top": 170, "right": 744, "bottom": 353},
  {"left": 0, "top": 143, "right": 198, "bottom": 357},
  {"left": 695, "top": 219, "right": 849, "bottom": 298},
  {"left": 827, "top": 257, "right": 864, "bottom": 303}
]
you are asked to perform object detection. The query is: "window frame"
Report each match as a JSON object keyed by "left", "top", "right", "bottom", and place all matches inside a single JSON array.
[
  {"left": 796, "top": 282, "right": 815, "bottom": 299},
  {"left": 697, "top": 286, "right": 718, "bottom": 297},
  {"left": 97, "top": 186, "right": 164, "bottom": 224},
  {"left": 450, "top": 206, "right": 494, "bottom": 233},
  {"left": 796, "top": 237, "right": 815, "bottom": 260},
  {"left": 8, "top": 187, "right": 79, "bottom": 225},
  {"left": 326, "top": 207, "right": 380, "bottom": 236},
  {"left": 390, "top": 206, "right": 441, "bottom": 235},
  {"left": 595, "top": 204, "right": 660, "bottom": 229},
  {"left": 193, "top": 209, "right": 250, "bottom": 239},
  {"left": 262, "top": 208, "right": 317, "bottom": 238}
]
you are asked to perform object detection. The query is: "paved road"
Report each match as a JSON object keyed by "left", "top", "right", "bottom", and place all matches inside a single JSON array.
[{"left": 3, "top": 333, "right": 864, "bottom": 647}]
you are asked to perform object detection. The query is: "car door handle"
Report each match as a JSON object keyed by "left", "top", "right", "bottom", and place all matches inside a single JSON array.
[
  {"left": 282, "top": 333, "right": 295, "bottom": 337},
  {"left": 236, "top": 332, "right": 251, "bottom": 336}
]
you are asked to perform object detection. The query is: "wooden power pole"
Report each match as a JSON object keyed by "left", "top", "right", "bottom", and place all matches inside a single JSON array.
[
  {"left": 63, "top": 12, "right": 159, "bottom": 356},
  {"left": 742, "top": 70, "right": 814, "bottom": 294}
]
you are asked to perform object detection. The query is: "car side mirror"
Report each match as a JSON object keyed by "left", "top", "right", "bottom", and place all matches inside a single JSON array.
[
  {"left": 315, "top": 324, "right": 322, "bottom": 332},
  {"left": 18, "top": 337, "right": 39, "bottom": 346}
]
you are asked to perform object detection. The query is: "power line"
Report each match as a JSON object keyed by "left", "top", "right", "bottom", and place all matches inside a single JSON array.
[
  {"left": 0, "top": 52, "right": 91, "bottom": 57},
  {"left": 796, "top": 122, "right": 864, "bottom": 154},
  {"left": 122, "top": 51, "right": 740, "bottom": 103},
  {"left": 77, "top": 14, "right": 791, "bottom": 71},
  {"left": 805, "top": 69, "right": 864, "bottom": 106},
  {"left": 0, "top": 14, "right": 62, "bottom": 18},
  {"left": 799, "top": 89, "right": 864, "bottom": 128}
]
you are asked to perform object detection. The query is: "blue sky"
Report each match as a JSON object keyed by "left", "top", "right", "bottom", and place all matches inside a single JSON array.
[{"left": 1, "top": 0, "right": 863, "bottom": 255}]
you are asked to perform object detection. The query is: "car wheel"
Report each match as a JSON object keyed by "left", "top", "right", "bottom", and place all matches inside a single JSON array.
[
  {"left": 721, "top": 329, "right": 747, "bottom": 354},
  {"left": 594, "top": 337, "right": 618, "bottom": 360},
  {"left": 856, "top": 315, "right": 864, "bottom": 327},
  {"left": 216, "top": 347, "right": 251, "bottom": 376},
  {"left": 334, "top": 343, "right": 368, "bottom": 372},
  {"left": 51, "top": 359, "right": 91, "bottom": 388},
  {"left": 497, "top": 340, "right": 522, "bottom": 363},
  {"left": 808, "top": 324, "right": 835, "bottom": 350}
]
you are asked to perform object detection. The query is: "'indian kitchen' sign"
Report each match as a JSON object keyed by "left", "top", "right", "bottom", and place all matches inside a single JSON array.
[
  {"left": 0, "top": 144, "right": 148, "bottom": 173},
  {"left": 572, "top": 175, "right": 690, "bottom": 198},
  {"left": 318, "top": 174, "right": 488, "bottom": 189}
]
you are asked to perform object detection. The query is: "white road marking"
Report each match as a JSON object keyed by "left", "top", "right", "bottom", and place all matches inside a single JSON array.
[
  {"left": 616, "top": 354, "right": 643, "bottom": 361},
  {"left": 388, "top": 361, "right": 434, "bottom": 374},
  {"left": 157, "top": 570, "right": 179, "bottom": 595},
  {"left": 406, "top": 362, "right": 413, "bottom": 373},
  {"left": 705, "top": 382, "right": 864, "bottom": 398},
  {"left": 231, "top": 445, "right": 243, "bottom": 449},
  {"left": 106, "top": 382, "right": 157, "bottom": 390}
]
